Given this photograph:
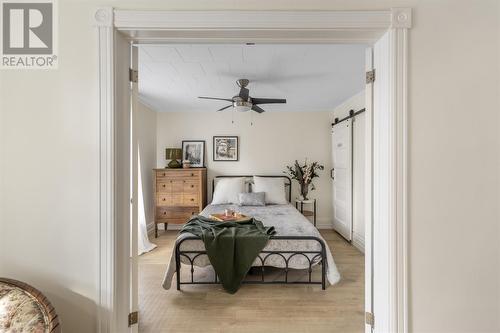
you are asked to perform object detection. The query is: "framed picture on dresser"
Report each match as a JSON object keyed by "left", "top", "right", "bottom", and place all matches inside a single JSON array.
[
  {"left": 213, "top": 136, "right": 239, "bottom": 161},
  {"left": 182, "top": 140, "right": 205, "bottom": 167}
]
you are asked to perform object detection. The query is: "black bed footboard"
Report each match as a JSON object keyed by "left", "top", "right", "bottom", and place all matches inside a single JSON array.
[{"left": 174, "top": 236, "right": 327, "bottom": 291}]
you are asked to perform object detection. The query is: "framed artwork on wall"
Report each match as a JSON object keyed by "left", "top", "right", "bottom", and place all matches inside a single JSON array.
[
  {"left": 182, "top": 140, "right": 205, "bottom": 167},
  {"left": 213, "top": 136, "right": 239, "bottom": 161}
]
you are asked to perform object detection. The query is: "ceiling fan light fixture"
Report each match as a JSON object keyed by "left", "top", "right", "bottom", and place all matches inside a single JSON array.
[{"left": 233, "top": 100, "right": 252, "bottom": 112}]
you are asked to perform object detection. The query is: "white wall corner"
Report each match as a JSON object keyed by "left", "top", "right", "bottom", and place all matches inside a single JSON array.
[
  {"left": 390, "top": 8, "right": 412, "bottom": 29},
  {"left": 94, "top": 7, "right": 114, "bottom": 27}
]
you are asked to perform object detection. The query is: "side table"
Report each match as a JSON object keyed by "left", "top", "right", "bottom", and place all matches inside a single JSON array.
[{"left": 295, "top": 199, "right": 317, "bottom": 227}]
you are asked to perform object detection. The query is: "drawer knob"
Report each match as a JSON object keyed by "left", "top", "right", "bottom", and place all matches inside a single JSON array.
[
  {"left": 162, "top": 198, "right": 166, "bottom": 201},
  {"left": 162, "top": 184, "right": 165, "bottom": 188},
  {"left": 162, "top": 173, "right": 166, "bottom": 176},
  {"left": 190, "top": 198, "right": 194, "bottom": 201},
  {"left": 170, "top": 180, "right": 172, "bottom": 183},
  {"left": 191, "top": 173, "right": 194, "bottom": 177},
  {"left": 191, "top": 185, "right": 194, "bottom": 188},
  {"left": 163, "top": 212, "right": 166, "bottom": 215}
]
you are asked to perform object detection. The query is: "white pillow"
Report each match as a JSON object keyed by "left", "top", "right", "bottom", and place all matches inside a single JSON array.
[
  {"left": 252, "top": 176, "right": 288, "bottom": 205},
  {"left": 211, "top": 177, "right": 246, "bottom": 205}
]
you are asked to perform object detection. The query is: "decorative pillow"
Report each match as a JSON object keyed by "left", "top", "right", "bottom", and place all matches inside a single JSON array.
[
  {"left": 211, "top": 177, "right": 246, "bottom": 205},
  {"left": 252, "top": 176, "right": 288, "bottom": 205},
  {"left": 238, "top": 192, "right": 266, "bottom": 206}
]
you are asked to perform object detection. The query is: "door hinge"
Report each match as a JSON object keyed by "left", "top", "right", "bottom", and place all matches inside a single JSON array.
[
  {"left": 366, "top": 69, "right": 375, "bottom": 84},
  {"left": 129, "top": 68, "right": 138, "bottom": 83},
  {"left": 128, "top": 311, "right": 138, "bottom": 326},
  {"left": 365, "top": 312, "right": 374, "bottom": 327}
]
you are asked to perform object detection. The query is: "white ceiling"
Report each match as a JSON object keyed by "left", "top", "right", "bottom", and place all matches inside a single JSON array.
[{"left": 138, "top": 44, "right": 366, "bottom": 113}]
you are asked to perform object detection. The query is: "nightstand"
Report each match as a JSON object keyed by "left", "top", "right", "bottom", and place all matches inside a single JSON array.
[{"left": 295, "top": 199, "right": 317, "bottom": 227}]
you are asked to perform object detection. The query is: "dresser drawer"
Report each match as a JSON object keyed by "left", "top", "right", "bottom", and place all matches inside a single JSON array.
[
  {"left": 156, "top": 207, "right": 198, "bottom": 224},
  {"left": 156, "top": 181, "right": 170, "bottom": 192},
  {"left": 156, "top": 193, "right": 182, "bottom": 206},
  {"left": 182, "top": 193, "right": 199, "bottom": 206},
  {"left": 157, "top": 179, "right": 184, "bottom": 192},
  {"left": 165, "top": 170, "right": 200, "bottom": 179},
  {"left": 183, "top": 180, "right": 199, "bottom": 193},
  {"left": 157, "top": 193, "right": 169, "bottom": 205}
]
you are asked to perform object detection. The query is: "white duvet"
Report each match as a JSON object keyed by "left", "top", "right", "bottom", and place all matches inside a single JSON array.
[{"left": 162, "top": 203, "right": 341, "bottom": 289}]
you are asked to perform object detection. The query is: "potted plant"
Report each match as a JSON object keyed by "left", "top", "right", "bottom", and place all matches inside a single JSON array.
[{"left": 284, "top": 159, "right": 324, "bottom": 200}]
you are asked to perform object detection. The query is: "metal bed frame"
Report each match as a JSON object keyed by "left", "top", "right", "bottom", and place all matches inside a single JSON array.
[{"left": 175, "top": 175, "right": 327, "bottom": 290}]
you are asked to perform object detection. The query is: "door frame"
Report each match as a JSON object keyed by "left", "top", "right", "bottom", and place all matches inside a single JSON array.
[{"left": 94, "top": 8, "right": 411, "bottom": 333}]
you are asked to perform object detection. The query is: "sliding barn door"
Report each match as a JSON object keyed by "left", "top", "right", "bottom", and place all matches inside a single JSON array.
[{"left": 331, "top": 119, "right": 353, "bottom": 241}]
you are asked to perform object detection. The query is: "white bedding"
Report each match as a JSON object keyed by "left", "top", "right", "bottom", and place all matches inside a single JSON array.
[{"left": 162, "top": 203, "right": 341, "bottom": 289}]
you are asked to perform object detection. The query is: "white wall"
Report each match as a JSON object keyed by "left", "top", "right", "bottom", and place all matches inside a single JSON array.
[
  {"left": 137, "top": 103, "right": 157, "bottom": 234},
  {"left": 156, "top": 111, "right": 333, "bottom": 227},
  {"left": 331, "top": 91, "right": 365, "bottom": 252},
  {"left": 0, "top": 1, "right": 498, "bottom": 332}
]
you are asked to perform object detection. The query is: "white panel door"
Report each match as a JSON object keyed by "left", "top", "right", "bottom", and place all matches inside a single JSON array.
[{"left": 331, "top": 119, "right": 353, "bottom": 241}]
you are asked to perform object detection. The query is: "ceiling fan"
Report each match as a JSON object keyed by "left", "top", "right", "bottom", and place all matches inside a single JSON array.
[{"left": 198, "top": 79, "right": 286, "bottom": 113}]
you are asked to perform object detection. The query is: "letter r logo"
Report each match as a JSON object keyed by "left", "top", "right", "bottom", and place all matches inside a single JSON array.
[{"left": 2, "top": 2, "right": 53, "bottom": 54}]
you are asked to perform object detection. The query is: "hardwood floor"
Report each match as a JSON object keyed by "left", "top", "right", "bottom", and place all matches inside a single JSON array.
[{"left": 139, "top": 229, "right": 364, "bottom": 333}]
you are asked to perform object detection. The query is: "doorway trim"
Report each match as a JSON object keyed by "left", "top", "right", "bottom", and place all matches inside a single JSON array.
[{"left": 94, "top": 8, "right": 411, "bottom": 333}]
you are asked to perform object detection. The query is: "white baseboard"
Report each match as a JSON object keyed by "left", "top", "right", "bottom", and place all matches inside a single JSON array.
[
  {"left": 352, "top": 232, "right": 365, "bottom": 253},
  {"left": 312, "top": 217, "right": 333, "bottom": 230}
]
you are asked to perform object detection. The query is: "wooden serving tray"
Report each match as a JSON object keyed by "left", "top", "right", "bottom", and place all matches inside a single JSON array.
[{"left": 209, "top": 213, "right": 251, "bottom": 222}]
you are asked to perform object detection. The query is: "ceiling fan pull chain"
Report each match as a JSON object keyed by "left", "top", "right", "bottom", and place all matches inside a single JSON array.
[
  {"left": 232, "top": 107, "right": 235, "bottom": 124},
  {"left": 250, "top": 110, "right": 253, "bottom": 126}
]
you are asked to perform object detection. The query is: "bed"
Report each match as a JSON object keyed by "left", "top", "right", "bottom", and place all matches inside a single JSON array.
[{"left": 162, "top": 175, "right": 340, "bottom": 291}]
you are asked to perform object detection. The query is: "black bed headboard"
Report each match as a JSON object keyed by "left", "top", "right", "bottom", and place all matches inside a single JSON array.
[{"left": 212, "top": 175, "right": 292, "bottom": 202}]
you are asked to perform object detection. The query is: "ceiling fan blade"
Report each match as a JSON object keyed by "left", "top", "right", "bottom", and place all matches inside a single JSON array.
[
  {"left": 198, "top": 96, "right": 233, "bottom": 102},
  {"left": 217, "top": 105, "right": 233, "bottom": 112},
  {"left": 239, "top": 87, "right": 249, "bottom": 100},
  {"left": 251, "top": 105, "right": 265, "bottom": 113},
  {"left": 252, "top": 98, "right": 286, "bottom": 105}
]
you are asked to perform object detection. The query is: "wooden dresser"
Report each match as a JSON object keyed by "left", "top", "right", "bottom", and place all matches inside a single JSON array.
[{"left": 153, "top": 168, "right": 207, "bottom": 237}]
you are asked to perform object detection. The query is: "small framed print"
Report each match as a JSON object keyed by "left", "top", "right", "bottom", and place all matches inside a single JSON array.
[
  {"left": 182, "top": 140, "right": 205, "bottom": 167},
  {"left": 213, "top": 136, "right": 239, "bottom": 161}
]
